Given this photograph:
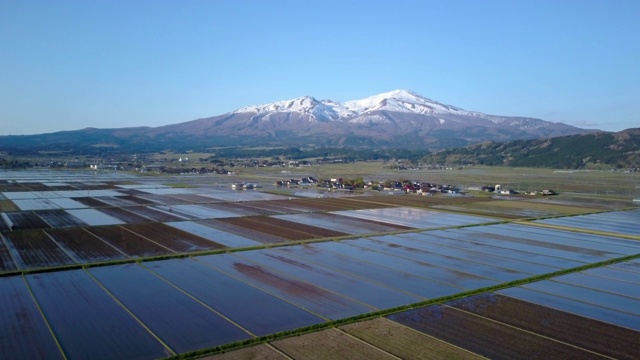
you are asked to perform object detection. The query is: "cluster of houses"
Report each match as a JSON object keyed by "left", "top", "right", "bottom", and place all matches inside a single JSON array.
[
  {"left": 231, "top": 182, "right": 261, "bottom": 190},
  {"left": 377, "top": 181, "right": 460, "bottom": 195},
  {"left": 269, "top": 176, "right": 562, "bottom": 197},
  {"left": 480, "top": 185, "right": 557, "bottom": 196},
  {"left": 481, "top": 184, "right": 517, "bottom": 195},
  {"left": 139, "top": 165, "right": 231, "bottom": 175},
  {"left": 274, "top": 177, "right": 319, "bottom": 187},
  {"left": 271, "top": 177, "right": 462, "bottom": 195}
]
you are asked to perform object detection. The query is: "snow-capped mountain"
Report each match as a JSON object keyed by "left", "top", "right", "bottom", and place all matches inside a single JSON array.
[
  {"left": 230, "top": 89, "right": 552, "bottom": 127},
  {"left": 234, "top": 96, "right": 346, "bottom": 122},
  {"left": 210, "top": 89, "right": 591, "bottom": 147},
  {"left": 0, "top": 90, "right": 594, "bottom": 151},
  {"left": 343, "top": 89, "right": 473, "bottom": 116},
  {"left": 232, "top": 89, "right": 475, "bottom": 122}
]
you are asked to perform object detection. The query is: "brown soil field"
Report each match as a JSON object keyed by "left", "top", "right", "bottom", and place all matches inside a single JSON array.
[
  {"left": 112, "top": 190, "right": 177, "bottom": 204},
  {"left": 111, "top": 188, "right": 148, "bottom": 196},
  {"left": 271, "top": 328, "right": 397, "bottom": 359},
  {"left": 387, "top": 304, "right": 609, "bottom": 359},
  {"left": 166, "top": 193, "right": 221, "bottom": 204},
  {"left": 95, "top": 196, "right": 142, "bottom": 207},
  {"left": 352, "top": 195, "right": 489, "bottom": 209},
  {"left": 46, "top": 228, "right": 127, "bottom": 262},
  {"left": 76, "top": 183, "right": 116, "bottom": 190},
  {"left": 18, "top": 182, "right": 52, "bottom": 191},
  {"left": 134, "top": 193, "right": 189, "bottom": 205},
  {"left": 248, "top": 199, "right": 320, "bottom": 214},
  {"left": 288, "top": 197, "right": 393, "bottom": 212},
  {"left": 105, "top": 180, "right": 133, "bottom": 187},
  {"left": 36, "top": 209, "right": 86, "bottom": 228},
  {"left": 47, "top": 185, "right": 77, "bottom": 191},
  {"left": 202, "top": 202, "right": 262, "bottom": 217},
  {"left": 87, "top": 225, "right": 174, "bottom": 258},
  {"left": 154, "top": 207, "right": 199, "bottom": 221},
  {"left": 0, "top": 237, "right": 17, "bottom": 272},
  {"left": 0, "top": 183, "right": 33, "bottom": 192},
  {"left": 225, "top": 201, "right": 283, "bottom": 216},
  {"left": 244, "top": 216, "right": 348, "bottom": 238},
  {"left": 484, "top": 199, "right": 595, "bottom": 214},
  {"left": 114, "top": 194, "right": 156, "bottom": 206},
  {"left": 6, "top": 212, "right": 50, "bottom": 230},
  {"left": 0, "top": 200, "right": 19, "bottom": 212},
  {"left": 115, "top": 195, "right": 156, "bottom": 205},
  {"left": 202, "top": 219, "right": 287, "bottom": 244},
  {"left": 340, "top": 317, "right": 484, "bottom": 360},
  {"left": 432, "top": 205, "right": 537, "bottom": 219},
  {"left": 124, "top": 206, "right": 186, "bottom": 222},
  {"left": 434, "top": 200, "right": 596, "bottom": 219},
  {"left": 218, "top": 216, "right": 347, "bottom": 241},
  {"left": 123, "top": 223, "right": 226, "bottom": 252},
  {"left": 97, "top": 207, "right": 152, "bottom": 224},
  {"left": 4, "top": 184, "right": 34, "bottom": 192},
  {"left": 4, "top": 230, "right": 75, "bottom": 269},
  {"left": 74, "top": 197, "right": 112, "bottom": 208},
  {"left": 223, "top": 200, "right": 293, "bottom": 215},
  {"left": 535, "top": 196, "right": 633, "bottom": 211},
  {"left": 217, "top": 217, "right": 308, "bottom": 241},
  {"left": 206, "top": 344, "right": 288, "bottom": 360},
  {"left": 448, "top": 293, "right": 640, "bottom": 360}
]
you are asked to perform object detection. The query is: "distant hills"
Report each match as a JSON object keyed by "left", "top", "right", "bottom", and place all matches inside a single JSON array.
[
  {"left": 422, "top": 128, "right": 640, "bottom": 169},
  {"left": 0, "top": 90, "right": 591, "bottom": 153}
]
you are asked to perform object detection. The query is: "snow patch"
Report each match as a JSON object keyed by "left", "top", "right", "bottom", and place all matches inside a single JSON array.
[
  {"left": 233, "top": 89, "right": 487, "bottom": 121},
  {"left": 348, "top": 114, "right": 391, "bottom": 124},
  {"left": 235, "top": 96, "right": 343, "bottom": 122}
]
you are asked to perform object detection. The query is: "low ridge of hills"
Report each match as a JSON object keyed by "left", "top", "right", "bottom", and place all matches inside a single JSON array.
[
  {"left": 0, "top": 90, "right": 591, "bottom": 153},
  {"left": 423, "top": 128, "right": 640, "bottom": 169}
]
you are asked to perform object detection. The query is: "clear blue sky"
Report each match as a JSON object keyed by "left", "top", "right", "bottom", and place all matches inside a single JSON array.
[{"left": 1, "top": 0, "right": 638, "bottom": 135}]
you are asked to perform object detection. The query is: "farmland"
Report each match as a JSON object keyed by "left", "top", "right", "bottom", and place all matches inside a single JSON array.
[{"left": 0, "top": 166, "right": 638, "bottom": 359}]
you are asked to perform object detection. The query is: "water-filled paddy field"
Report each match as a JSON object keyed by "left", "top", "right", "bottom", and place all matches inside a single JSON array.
[{"left": 0, "top": 169, "right": 638, "bottom": 359}]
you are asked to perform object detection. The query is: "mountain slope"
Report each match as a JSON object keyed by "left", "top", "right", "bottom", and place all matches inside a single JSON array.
[
  {"left": 150, "top": 89, "right": 589, "bottom": 149},
  {"left": 423, "top": 128, "right": 640, "bottom": 169},
  {"left": 0, "top": 90, "right": 593, "bottom": 152}
]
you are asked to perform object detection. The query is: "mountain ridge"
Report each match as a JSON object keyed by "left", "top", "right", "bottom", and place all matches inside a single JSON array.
[
  {"left": 0, "top": 90, "right": 594, "bottom": 152},
  {"left": 422, "top": 128, "right": 640, "bottom": 169},
  {"left": 233, "top": 90, "right": 488, "bottom": 122}
]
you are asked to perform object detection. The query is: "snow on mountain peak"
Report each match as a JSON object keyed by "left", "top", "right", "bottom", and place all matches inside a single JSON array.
[
  {"left": 234, "top": 95, "right": 320, "bottom": 114},
  {"left": 232, "top": 90, "right": 477, "bottom": 121},
  {"left": 234, "top": 96, "right": 343, "bottom": 122},
  {"left": 343, "top": 89, "right": 470, "bottom": 116}
]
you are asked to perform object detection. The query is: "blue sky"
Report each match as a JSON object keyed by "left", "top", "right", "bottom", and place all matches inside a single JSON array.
[{"left": 1, "top": 0, "right": 638, "bottom": 135}]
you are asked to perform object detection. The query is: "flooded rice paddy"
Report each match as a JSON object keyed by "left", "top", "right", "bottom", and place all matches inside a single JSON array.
[{"left": 0, "top": 170, "right": 638, "bottom": 359}]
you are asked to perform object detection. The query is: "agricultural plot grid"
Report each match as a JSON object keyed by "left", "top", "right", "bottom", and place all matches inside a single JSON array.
[{"left": 0, "top": 170, "right": 638, "bottom": 359}]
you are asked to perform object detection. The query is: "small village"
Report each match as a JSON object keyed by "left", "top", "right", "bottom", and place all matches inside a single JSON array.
[{"left": 230, "top": 176, "right": 558, "bottom": 197}]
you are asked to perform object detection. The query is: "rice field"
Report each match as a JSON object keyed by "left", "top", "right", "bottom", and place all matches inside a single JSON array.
[{"left": 0, "top": 169, "right": 639, "bottom": 359}]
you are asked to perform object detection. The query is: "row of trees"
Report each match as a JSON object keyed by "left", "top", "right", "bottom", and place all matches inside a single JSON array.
[{"left": 0, "top": 158, "right": 32, "bottom": 169}]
